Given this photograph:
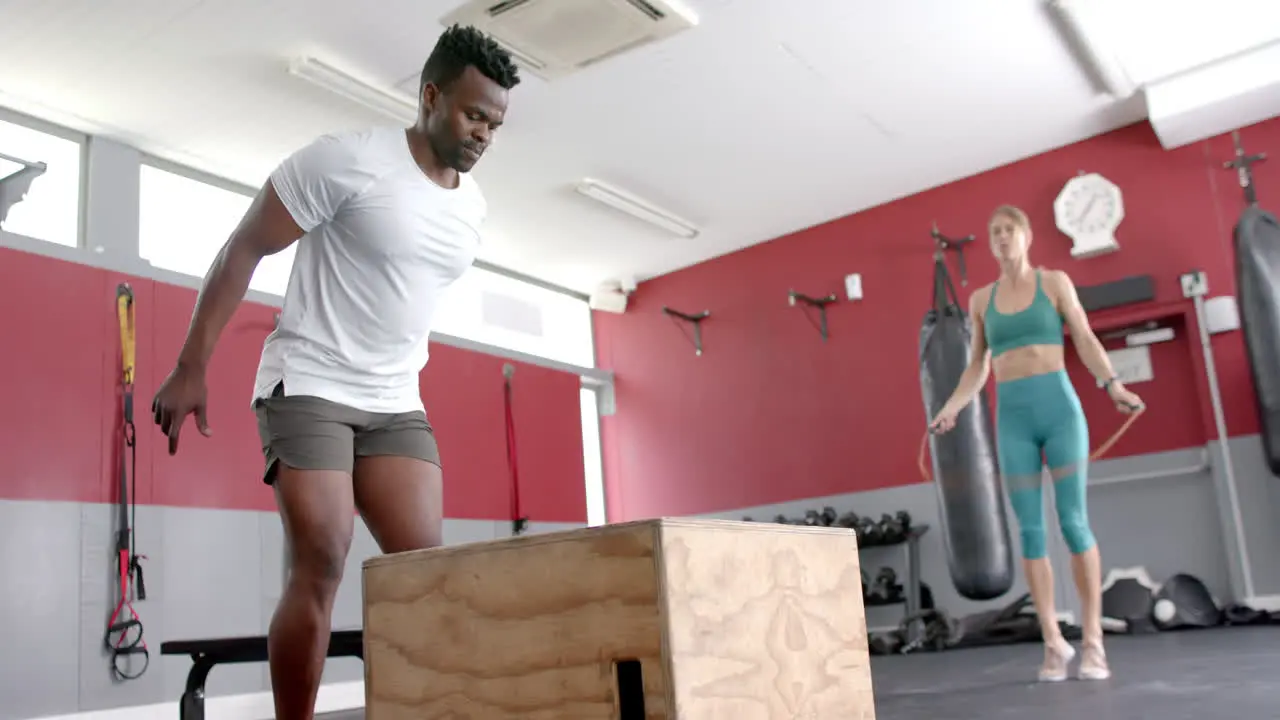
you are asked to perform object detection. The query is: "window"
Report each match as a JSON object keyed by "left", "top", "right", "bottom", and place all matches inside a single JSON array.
[
  {"left": 0, "top": 116, "right": 82, "bottom": 247},
  {"left": 138, "top": 164, "right": 295, "bottom": 296},
  {"left": 431, "top": 266, "right": 595, "bottom": 368},
  {"left": 581, "top": 386, "right": 606, "bottom": 526}
]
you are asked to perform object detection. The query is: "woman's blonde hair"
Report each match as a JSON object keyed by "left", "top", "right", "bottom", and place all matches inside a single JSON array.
[{"left": 990, "top": 204, "right": 1031, "bottom": 233}]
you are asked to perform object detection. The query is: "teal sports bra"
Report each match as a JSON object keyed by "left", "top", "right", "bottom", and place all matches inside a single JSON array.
[{"left": 983, "top": 270, "right": 1064, "bottom": 357}]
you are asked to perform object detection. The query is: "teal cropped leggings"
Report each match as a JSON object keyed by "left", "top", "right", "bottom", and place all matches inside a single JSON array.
[{"left": 995, "top": 370, "right": 1096, "bottom": 560}]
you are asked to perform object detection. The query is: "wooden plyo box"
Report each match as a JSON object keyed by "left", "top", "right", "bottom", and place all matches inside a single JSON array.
[{"left": 362, "top": 518, "right": 874, "bottom": 719}]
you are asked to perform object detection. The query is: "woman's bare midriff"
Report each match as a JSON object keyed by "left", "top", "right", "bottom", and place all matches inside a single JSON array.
[{"left": 991, "top": 343, "right": 1066, "bottom": 384}]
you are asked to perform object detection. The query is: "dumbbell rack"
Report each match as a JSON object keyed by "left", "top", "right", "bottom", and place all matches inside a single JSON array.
[{"left": 861, "top": 523, "right": 930, "bottom": 622}]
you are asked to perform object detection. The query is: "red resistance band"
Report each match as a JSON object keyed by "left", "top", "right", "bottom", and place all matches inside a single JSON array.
[{"left": 504, "top": 371, "right": 528, "bottom": 536}]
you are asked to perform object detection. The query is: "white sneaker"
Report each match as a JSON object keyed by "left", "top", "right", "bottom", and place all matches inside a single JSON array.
[
  {"left": 1038, "top": 639, "right": 1076, "bottom": 682},
  {"left": 1077, "top": 642, "right": 1111, "bottom": 680}
]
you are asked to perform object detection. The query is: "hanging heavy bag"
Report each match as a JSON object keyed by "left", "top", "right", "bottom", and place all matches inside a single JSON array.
[
  {"left": 919, "top": 234, "right": 1014, "bottom": 601},
  {"left": 1234, "top": 206, "right": 1280, "bottom": 474}
]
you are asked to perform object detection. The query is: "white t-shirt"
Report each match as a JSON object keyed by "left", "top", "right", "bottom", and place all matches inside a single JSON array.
[{"left": 251, "top": 125, "right": 486, "bottom": 414}]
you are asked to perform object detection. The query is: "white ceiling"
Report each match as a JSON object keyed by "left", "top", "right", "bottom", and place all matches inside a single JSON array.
[{"left": 0, "top": 0, "right": 1172, "bottom": 294}]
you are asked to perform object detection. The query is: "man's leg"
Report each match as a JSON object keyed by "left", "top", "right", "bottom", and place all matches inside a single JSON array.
[
  {"left": 354, "top": 456, "right": 443, "bottom": 551},
  {"left": 270, "top": 468, "right": 355, "bottom": 719},
  {"left": 255, "top": 389, "right": 358, "bottom": 720},
  {"left": 352, "top": 410, "right": 443, "bottom": 553}
]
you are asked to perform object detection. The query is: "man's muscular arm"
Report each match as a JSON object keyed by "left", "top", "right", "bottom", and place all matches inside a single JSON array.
[
  {"left": 176, "top": 183, "right": 303, "bottom": 371},
  {"left": 153, "top": 130, "right": 366, "bottom": 454},
  {"left": 152, "top": 182, "right": 303, "bottom": 454}
]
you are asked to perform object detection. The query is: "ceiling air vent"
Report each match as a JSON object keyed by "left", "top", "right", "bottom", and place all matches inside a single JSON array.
[{"left": 440, "top": 0, "right": 699, "bottom": 81}]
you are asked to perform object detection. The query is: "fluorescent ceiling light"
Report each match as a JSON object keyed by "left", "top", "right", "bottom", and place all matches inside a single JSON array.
[
  {"left": 288, "top": 56, "right": 418, "bottom": 124},
  {"left": 574, "top": 178, "right": 699, "bottom": 239},
  {"left": 1048, "top": 0, "right": 1137, "bottom": 98}
]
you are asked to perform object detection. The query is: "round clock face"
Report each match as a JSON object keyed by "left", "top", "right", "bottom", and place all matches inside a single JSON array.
[{"left": 1058, "top": 179, "right": 1120, "bottom": 235}]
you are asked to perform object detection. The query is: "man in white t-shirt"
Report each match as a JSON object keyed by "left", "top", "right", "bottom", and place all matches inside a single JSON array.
[{"left": 150, "top": 24, "right": 519, "bottom": 719}]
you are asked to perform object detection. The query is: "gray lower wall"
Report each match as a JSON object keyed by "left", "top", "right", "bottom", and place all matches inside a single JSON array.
[
  {"left": 1226, "top": 435, "right": 1280, "bottom": 596},
  {"left": 702, "top": 434, "right": 1280, "bottom": 631},
  {"left": 8, "top": 437, "right": 1278, "bottom": 719},
  {"left": 3, "top": 502, "right": 581, "bottom": 720}
]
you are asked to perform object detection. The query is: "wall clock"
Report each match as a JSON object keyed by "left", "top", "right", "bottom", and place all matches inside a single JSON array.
[{"left": 1053, "top": 172, "right": 1124, "bottom": 259}]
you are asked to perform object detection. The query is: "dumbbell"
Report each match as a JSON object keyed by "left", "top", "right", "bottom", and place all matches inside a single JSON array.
[
  {"left": 865, "top": 566, "right": 896, "bottom": 603},
  {"left": 875, "top": 567, "right": 904, "bottom": 602},
  {"left": 878, "top": 513, "right": 903, "bottom": 544},
  {"left": 820, "top": 506, "right": 838, "bottom": 526},
  {"left": 869, "top": 632, "right": 903, "bottom": 656},
  {"left": 837, "top": 511, "right": 860, "bottom": 529},
  {"left": 803, "top": 509, "right": 822, "bottom": 526},
  {"left": 856, "top": 516, "right": 883, "bottom": 545},
  {"left": 847, "top": 515, "right": 866, "bottom": 541},
  {"left": 896, "top": 510, "right": 912, "bottom": 533}
]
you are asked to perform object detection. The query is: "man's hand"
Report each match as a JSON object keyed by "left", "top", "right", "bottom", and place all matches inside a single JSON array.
[{"left": 151, "top": 363, "right": 212, "bottom": 455}]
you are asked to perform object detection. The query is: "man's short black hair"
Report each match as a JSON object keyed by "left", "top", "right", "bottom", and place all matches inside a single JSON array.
[{"left": 420, "top": 24, "right": 521, "bottom": 93}]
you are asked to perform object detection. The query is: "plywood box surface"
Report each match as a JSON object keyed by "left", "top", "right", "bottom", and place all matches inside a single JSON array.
[{"left": 363, "top": 518, "right": 873, "bottom": 719}]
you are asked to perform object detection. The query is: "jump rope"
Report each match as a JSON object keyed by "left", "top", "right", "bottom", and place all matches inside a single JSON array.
[
  {"left": 916, "top": 242, "right": 1146, "bottom": 483},
  {"left": 917, "top": 398, "right": 1145, "bottom": 483}
]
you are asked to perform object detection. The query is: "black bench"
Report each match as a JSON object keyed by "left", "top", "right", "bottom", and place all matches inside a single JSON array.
[{"left": 160, "top": 629, "right": 364, "bottom": 720}]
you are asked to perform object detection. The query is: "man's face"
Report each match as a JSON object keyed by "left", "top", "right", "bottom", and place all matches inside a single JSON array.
[{"left": 423, "top": 65, "right": 509, "bottom": 173}]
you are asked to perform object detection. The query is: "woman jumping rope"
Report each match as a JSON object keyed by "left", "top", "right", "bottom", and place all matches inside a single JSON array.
[{"left": 929, "top": 205, "right": 1144, "bottom": 683}]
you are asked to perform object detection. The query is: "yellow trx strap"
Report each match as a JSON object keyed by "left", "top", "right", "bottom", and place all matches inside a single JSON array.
[
  {"left": 107, "top": 282, "right": 147, "bottom": 681},
  {"left": 117, "top": 284, "right": 135, "bottom": 387}
]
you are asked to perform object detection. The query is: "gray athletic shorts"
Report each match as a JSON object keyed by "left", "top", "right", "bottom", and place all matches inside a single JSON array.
[{"left": 252, "top": 382, "right": 440, "bottom": 484}]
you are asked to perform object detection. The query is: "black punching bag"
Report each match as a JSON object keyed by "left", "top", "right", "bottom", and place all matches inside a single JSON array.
[
  {"left": 1234, "top": 205, "right": 1280, "bottom": 474},
  {"left": 919, "top": 247, "right": 1014, "bottom": 601}
]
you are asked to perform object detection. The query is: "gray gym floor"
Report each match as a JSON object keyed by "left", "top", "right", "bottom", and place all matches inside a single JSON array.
[
  {"left": 872, "top": 625, "right": 1280, "bottom": 718},
  {"left": 316, "top": 626, "right": 1279, "bottom": 719}
]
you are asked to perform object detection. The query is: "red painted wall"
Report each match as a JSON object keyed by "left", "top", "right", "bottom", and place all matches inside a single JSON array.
[
  {"left": 0, "top": 248, "right": 587, "bottom": 523},
  {"left": 595, "top": 118, "right": 1280, "bottom": 521}
]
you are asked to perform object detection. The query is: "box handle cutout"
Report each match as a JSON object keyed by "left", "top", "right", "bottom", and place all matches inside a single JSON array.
[{"left": 614, "top": 659, "right": 646, "bottom": 719}]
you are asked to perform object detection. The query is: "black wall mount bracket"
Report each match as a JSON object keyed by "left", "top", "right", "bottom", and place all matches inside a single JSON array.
[
  {"left": 788, "top": 290, "right": 838, "bottom": 340},
  {"left": 931, "top": 222, "right": 975, "bottom": 288},
  {"left": 927, "top": 223, "right": 976, "bottom": 318},
  {"left": 662, "top": 306, "right": 711, "bottom": 356},
  {"left": 0, "top": 151, "right": 47, "bottom": 226}
]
